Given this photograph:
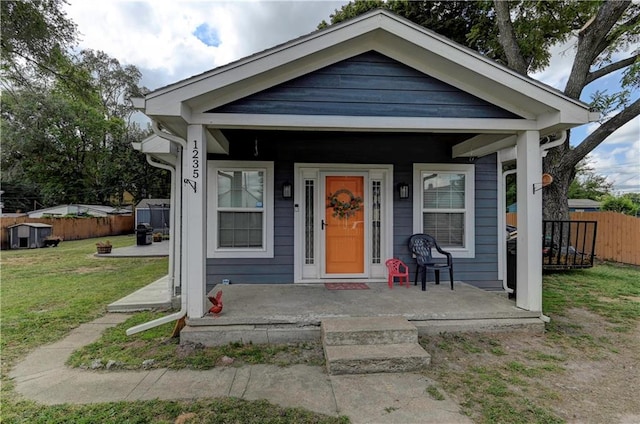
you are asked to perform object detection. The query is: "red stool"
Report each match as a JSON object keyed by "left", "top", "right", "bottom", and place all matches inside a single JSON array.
[{"left": 385, "top": 258, "right": 410, "bottom": 288}]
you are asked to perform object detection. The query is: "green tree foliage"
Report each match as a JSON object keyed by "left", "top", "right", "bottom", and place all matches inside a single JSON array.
[
  {"left": 1, "top": 1, "right": 168, "bottom": 211},
  {"left": 319, "top": 1, "right": 595, "bottom": 73},
  {"left": 0, "top": 0, "right": 169, "bottom": 211},
  {"left": 1, "top": 0, "right": 77, "bottom": 89},
  {"left": 601, "top": 194, "right": 639, "bottom": 216},
  {"left": 320, "top": 1, "right": 640, "bottom": 220},
  {"left": 567, "top": 158, "right": 612, "bottom": 200},
  {"left": 1, "top": 50, "right": 168, "bottom": 210}
]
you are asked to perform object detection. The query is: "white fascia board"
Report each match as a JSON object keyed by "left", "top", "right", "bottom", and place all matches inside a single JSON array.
[
  {"left": 141, "top": 9, "right": 591, "bottom": 127},
  {"left": 193, "top": 113, "right": 537, "bottom": 132},
  {"left": 452, "top": 134, "right": 518, "bottom": 158},
  {"left": 144, "top": 100, "right": 192, "bottom": 124}
]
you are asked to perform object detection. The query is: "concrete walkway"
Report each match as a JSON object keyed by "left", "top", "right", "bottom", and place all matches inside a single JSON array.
[
  {"left": 10, "top": 314, "right": 471, "bottom": 424},
  {"left": 107, "top": 276, "right": 173, "bottom": 312}
]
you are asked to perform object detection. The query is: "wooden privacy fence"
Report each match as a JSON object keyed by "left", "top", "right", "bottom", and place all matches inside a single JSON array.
[
  {"left": 506, "top": 211, "right": 640, "bottom": 266},
  {"left": 1, "top": 215, "right": 134, "bottom": 250}
]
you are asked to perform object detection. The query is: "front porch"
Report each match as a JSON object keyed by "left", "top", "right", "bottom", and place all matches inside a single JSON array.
[{"left": 181, "top": 281, "right": 544, "bottom": 346}]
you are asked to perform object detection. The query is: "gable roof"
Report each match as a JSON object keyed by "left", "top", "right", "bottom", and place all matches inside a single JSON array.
[
  {"left": 8, "top": 223, "right": 52, "bottom": 229},
  {"left": 135, "top": 9, "right": 595, "bottom": 144}
]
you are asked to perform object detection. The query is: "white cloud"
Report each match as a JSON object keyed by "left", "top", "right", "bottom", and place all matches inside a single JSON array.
[
  {"left": 64, "top": 0, "right": 346, "bottom": 90},
  {"left": 589, "top": 117, "right": 640, "bottom": 194},
  {"left": 65, "top": 1, "right": 639, "bottom": 193},
  {"left": 530, "top": 39, "right": 577, "bottom": 91}
]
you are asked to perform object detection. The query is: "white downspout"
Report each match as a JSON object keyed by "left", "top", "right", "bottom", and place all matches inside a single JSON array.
[
  {"left": 126, "top": 121, "right": 187, "bottom": 336},
  {"left": 145, "top": 155, "right": 176, "bottom": 296}
]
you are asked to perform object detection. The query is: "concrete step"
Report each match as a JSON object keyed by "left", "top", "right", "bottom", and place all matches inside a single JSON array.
[
  {"left": 321, "top": 317, "right": 430, "bottom": 375},
  {"left": 324, "top": 343, "right": 431, "bottom": 375},
  {"left": 322, "top": 316, "right": 417, "bottom": 346}
]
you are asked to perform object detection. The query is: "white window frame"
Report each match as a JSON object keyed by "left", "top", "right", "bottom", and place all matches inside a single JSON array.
[
  {"left": 207, "top": 161, "right": 274, "bottom": 258},
  {"left": 413, "top": 163, "right": 475, "bottom": 258}
]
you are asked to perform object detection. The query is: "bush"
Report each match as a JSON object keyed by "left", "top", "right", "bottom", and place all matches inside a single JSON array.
[{"left": 601, "top": 195, "right": 639, "bottom": 216}]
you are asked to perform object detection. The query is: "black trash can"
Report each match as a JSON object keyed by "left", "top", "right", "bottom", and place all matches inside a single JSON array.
[
  {"left": 136, "top": 223, "right": 153, "bottom": 246},
  {"left": 506, "top": 237, "right": 517, "bottom": 299}
]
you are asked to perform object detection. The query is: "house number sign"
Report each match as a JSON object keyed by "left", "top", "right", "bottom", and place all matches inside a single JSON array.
[{"left": 183, "top": 139, "right": 200, "bottom": 193}]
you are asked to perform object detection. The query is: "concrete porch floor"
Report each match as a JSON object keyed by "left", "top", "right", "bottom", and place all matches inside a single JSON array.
[
  {"left": 182, "top": 282, "right": 544, "bottom": 346},
  {"left": 102, "top": 241, "right": 544, "bottom": 344}
]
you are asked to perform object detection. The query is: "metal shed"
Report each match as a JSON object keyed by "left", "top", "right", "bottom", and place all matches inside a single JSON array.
[
  {"left": 7, "top": 223, "right": 53, "bottom": 249},
  {"left": 135, "top": 199, "right": 170, "bottom": 235}
]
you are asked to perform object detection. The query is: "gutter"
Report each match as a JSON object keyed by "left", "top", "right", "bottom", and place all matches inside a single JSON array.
[
  {"left": 540, "top": 131, "right": 567, "bottom": 157},
  {"left": 126, "top": 120, "right": 187, "bottom": 336}
]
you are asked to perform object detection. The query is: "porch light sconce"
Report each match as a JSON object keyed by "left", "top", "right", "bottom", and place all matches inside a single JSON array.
[
  {"left": 282, "top": 182, "right": 293, "bottom": 199},
  {"left": 398, "top": 182, "right": 410, "bottom": 199}
]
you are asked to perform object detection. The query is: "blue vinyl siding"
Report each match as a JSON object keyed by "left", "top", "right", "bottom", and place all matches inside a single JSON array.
[
  {"left": 207, "top": 51, "right": 520, "bottom": 119},
  {"left": 206, "top": 131, "right": 501, "bottom": 292}
]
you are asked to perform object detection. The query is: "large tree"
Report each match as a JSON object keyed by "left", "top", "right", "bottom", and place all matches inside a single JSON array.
[
  {"left": 321, "top": 0, "right": 640, "bottom": 220},
  {"left": 495, "top": 1, "right": 639, "bottom": 221},
  {"left": 1, "top": 0, "right": 168, "bottom": 210},
  {"left": 1, "top": 0, "right": 77, "bottom": 90}
]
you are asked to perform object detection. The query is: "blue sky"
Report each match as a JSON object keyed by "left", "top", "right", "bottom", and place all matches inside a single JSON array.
[
  {"left": 193, "top": 23, "right": 221, "bottom": 47},
  {"left": 64, "top": 0, "right": 638, "bottom": 194}
]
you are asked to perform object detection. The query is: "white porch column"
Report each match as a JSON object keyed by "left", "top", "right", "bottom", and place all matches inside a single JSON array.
[
  {"left": 184, "top": 125, "right": 208, "bottom": 318},
  {"left": 516, "top": 130, "right": 542, "bottom": 312}
]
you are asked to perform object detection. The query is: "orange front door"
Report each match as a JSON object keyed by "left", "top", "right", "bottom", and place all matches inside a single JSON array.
[{"left": 325, "top": 175, "right": 365, "bottom": 274}]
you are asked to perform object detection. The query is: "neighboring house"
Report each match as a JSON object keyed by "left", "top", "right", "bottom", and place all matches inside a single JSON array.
[
  {"left": 132, "top": 10, "right": 596, "bottom": 322},
  {"left": 135, "top": 199, "right": 171, "bottom": 233},
  {"left": 508, "top": 199, "right": 602, "bottom": 213},
  {"left": 27, "top": 204, "right": 131, "bottom": 218},
  {"left": 568, "top": 199, "right": 601, "bottom": 212}
]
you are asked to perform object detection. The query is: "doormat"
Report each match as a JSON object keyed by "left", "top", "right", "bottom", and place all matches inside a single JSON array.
[{"left": 325, "top": 283, "right": 370, "bottom": 290}]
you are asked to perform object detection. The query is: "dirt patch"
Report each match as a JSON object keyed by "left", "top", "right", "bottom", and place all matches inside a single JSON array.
[
  {"left": 549, "top": 309, "right": 640, "bottom": 423},
  {"left": 0, "top": 256, "right": 44, "bottom": 266},
  {"left": 422, "top": 308, "right": 640, "bottom": 423},
  {"left": 73, "top": 265, "right": 118, "bottom": 274},
  {"left": 271, "top": 341, "right": 325, "bottom": 366}
]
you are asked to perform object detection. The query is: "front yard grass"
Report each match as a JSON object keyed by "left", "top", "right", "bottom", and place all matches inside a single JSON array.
[
  {"left": 66, "top": 311, "right": 324, "bottom": 370},
  {"left": 1, "top": 236, "right": 343, "bottom": 424},
  {"left": 3, "top": 237, "right": 638, "bottom": 423},
  {"left": 420, "top": 262, "right": 640, "bottom": 424}
]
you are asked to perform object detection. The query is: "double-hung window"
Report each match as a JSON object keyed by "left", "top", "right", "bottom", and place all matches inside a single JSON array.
[
  {"left": 208, "top": 161, "right": 274, "bottom": 258},
  {"left": 413, "top": 164, "right": 475, "bottom": 258}
]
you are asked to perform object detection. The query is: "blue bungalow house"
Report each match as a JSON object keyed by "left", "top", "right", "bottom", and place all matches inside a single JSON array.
[{"left": 130, "top": 10, "right": 596, "bottom": 331}]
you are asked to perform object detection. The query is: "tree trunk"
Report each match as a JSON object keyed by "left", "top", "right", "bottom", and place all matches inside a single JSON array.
[
  {"left": 543, "top": 143, "right": 574, "bottom": 221},
  {"left": 493, "top": 0, "right": 529, "bottom": 74}
]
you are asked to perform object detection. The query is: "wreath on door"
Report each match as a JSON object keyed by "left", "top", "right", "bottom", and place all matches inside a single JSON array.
[{"left": 327, "top": 189, "right": 363, "bottom": 220}]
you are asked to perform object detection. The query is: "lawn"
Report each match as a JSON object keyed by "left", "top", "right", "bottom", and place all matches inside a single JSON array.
[
  {"left": 0, "top": 236, "right": 344, "bottom": 423},
  {"left": 2, "top": 238, "right": 638, "bottom": 423},
  {"left": 420, "top": 262, "right": 640, "bottom": 423}
]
